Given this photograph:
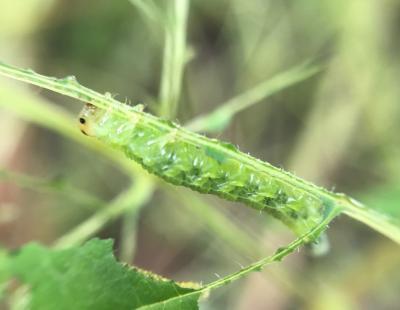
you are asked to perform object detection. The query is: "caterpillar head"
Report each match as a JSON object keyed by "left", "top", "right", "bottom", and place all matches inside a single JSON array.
[{"left": 78, "top": 103, "right": 104, "bottom": 136}]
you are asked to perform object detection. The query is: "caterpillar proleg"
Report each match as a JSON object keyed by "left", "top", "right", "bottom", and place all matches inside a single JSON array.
[{"left": 79, "top": 103, "right": 333, "bottom": 236}]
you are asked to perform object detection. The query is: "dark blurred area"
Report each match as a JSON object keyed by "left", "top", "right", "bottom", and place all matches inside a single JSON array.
[{"left": 1, "top": 0, "right": 400, "bottom": 309}]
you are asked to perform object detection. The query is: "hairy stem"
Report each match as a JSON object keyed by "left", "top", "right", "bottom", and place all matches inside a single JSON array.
[{"left": 0, "top": 61, "right": 399, "bottom": 244}]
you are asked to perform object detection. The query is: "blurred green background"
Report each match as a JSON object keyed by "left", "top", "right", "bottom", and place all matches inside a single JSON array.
[{"left": 1, "top": 0, "right": 400, "bottom": 309}]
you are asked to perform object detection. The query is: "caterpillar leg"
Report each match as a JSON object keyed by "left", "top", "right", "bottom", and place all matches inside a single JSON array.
[
  {"left": 307, "top": 232, "right": 330, "bottom": 256},
  {"left": 133, "top": 103, "right": 145, "bottom": 112}
]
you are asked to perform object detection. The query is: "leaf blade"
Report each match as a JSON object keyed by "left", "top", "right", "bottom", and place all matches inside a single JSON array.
[{"left": 8, "top": 239, "right": 201, "bottom": 310}]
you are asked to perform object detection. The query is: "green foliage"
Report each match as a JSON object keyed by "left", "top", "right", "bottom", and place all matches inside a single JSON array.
[
  {"left": 1, "top": 212, "right": 337, "bottom": 309},
  {"left": 1, "top": 0, "right": 400, "bottom": 308},
  {"left": 3, "top": 239, "right": 201, "bottom": 310}
]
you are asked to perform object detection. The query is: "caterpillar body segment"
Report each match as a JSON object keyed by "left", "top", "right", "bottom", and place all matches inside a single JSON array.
[{"left": 79, "top": 103, "right": 330, "bottom": 236}]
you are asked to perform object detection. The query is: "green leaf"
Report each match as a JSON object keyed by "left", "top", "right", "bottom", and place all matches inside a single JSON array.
[
  {"left": 2, "top": 206, "right": 340, "bottom": 309},
  {"left": 7, "top": 239, "right": 201, "bottom": 310}
]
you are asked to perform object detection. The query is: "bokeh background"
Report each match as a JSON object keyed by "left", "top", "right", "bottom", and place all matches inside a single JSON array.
[{"left": 1, "top": 0, "right": 400, "bottom": 309}]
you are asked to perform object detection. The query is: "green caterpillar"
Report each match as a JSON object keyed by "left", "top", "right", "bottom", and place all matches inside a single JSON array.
[{"left": 79, "top": 103, "right": 332, "bottom": 236}]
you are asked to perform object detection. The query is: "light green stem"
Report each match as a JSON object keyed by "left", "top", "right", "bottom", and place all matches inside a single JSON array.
[
  {"left": 129, "top": 0, "right": 161, "bottom": 23},
  {"left": 54, "top": 179, "right": 154, "bottom": 249},
  {"left": 120, "top": 205, "right": 140, "bottom": 263},
  {"left": 159, "top": 0, "right": 189, "bottom": 118},
  {"left": 186, "top": 62, "right": 320, "bottom": 132},
  {"left": 204, "top": 206, "right": 340, "bottom": 291},
  {"left": 137, "top": 207, "right": 342, "bottom": 309},
  {"left": 341, "top": 197, "right": 400, "bottom": 244},
  {"left": 0, "top": 61, "right": 399, "bottom": 245}
]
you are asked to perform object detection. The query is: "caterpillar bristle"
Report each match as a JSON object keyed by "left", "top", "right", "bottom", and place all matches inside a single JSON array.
[{"left": 78, "top": 103, "right": 328, "bottom": 236}]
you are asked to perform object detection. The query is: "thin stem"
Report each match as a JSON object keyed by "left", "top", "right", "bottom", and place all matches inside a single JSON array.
[
  {"left": 0, "top": 61, "right": 399, "bottom": 245},
  {"left": 54, "top": 180, "right": 154, "bottom": 249},
  {"left": 204, "top": 206, "right": 340, "bottom": 291},
  {"left": 120, "top": 207, "right": 140, "bottom": 263},
  {"left": 0, "top": 168, "right": 104, "bottom": 210},
  {"left": 159, "top": 0, "right": 189, "bottom": 118},
  {"left": 129, "top": 0, "right": 161, "bottom": 24},
  {"left": 138, "top": 207, "right": 341, "bottom": 309},
  {"left": 186, "top": 63, "right": 320, "bottom": 132},
  {"left": 167, "top": 187, "right": 311, "bottom": 300},
  {"left": 341, "top": 196, "right": 400, "bottom": 244}
]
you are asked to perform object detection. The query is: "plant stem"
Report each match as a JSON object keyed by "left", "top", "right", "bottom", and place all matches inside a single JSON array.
[
  {"left": 186, "top": 62, "right": 320, "bottom": 132},
  {"left": 340, "top": 196, "right": 400, "bottom": 244},
  {"left": 54, "top": 179, "right": 154, "bottom": 249},
  {"left": 204, "top": 206, "right": 341, "bottom": 291},
  {"left": 0, "top": 61, "right": 399, "bottom": 245},
  {"left": 159, "top": 0, "right": 189, "bottom": 118},
  {"left": 140, "top": 207, "right": 342, "bottom": 308},
  {"left": 129, "top": 0, "right": 161, "bottom": 24},
  {"left": 120, "top": 205, "right": 141, "bottom": 263}
]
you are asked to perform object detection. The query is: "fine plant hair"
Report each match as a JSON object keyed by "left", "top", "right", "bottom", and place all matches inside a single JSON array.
[{"left": 79, "top": 102, "right": 331, "bottom": 238}]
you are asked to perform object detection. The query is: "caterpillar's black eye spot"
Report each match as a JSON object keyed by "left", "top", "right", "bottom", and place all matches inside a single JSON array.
[{"left": 79, "top": 117, "right": 86, "bottom": 124}]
